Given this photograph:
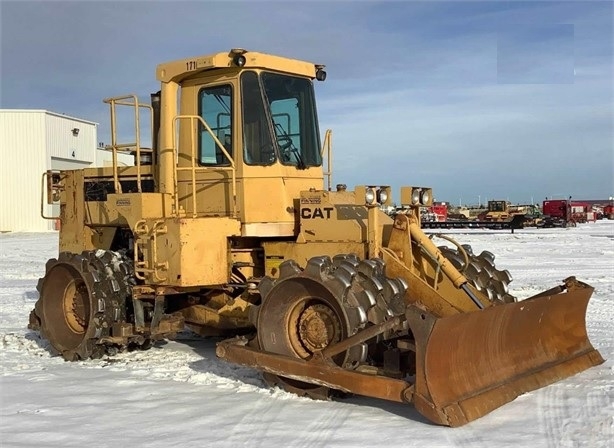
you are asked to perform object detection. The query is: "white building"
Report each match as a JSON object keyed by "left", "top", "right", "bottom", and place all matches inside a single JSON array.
[{"left": 0, "top": 110, "right": 133, "bottom": 232}]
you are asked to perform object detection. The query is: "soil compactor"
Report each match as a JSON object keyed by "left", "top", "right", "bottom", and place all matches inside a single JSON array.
[{"left": 29, "top": 49, "right": 604, "bottom": 427}]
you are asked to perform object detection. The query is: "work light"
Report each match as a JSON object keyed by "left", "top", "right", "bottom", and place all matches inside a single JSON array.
[
  {"left": 412, "top": 188, "right": 421, "bottom": 205},
  {"left": 365, "top": 188, "right": 376, "bottom": 205},
  {"left": 377, "top": 189, "right": 388, "bottom": 204}
]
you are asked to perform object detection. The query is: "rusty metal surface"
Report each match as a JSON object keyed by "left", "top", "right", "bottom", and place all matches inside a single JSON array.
[
  {"left": 217, "top": 337, "right": 414, "bottom": 403},
  {"left": 406, "top": 285, "right": 604, "bottom": 427}
]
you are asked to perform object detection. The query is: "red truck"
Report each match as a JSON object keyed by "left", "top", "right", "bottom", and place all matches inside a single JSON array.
[
  {"left": 420, "top": 202, "right": 448, "bottom": 223},
  {"left": 541, "top": 199, "right": 594, "bottom": 227},
  {"left": 541, "top": 199, "right": 574, "bottom": 227},
  {"left": 430, "top": 202, "right": 448, "bottom": 222}
]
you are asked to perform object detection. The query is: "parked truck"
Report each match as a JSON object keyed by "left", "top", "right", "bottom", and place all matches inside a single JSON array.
[
  {"left": 541, "top": 199, "right": 595, "bottom": 227},
  {"left": 541, "top": 199, "right": 574, "bottom": 227}
]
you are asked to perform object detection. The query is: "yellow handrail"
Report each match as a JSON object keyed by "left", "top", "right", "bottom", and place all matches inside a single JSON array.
[
  {"left": 103, "top": 94, "right": 153, "bottom": 194},
  {"left": 172, "top": 115, "right": 237, "bottom": 218},
  {"left": 320, "top": 129, "right": 333, "bottom": 191},
  {"left": 40, "top": 171, "right": 61, "bottom": 220}
]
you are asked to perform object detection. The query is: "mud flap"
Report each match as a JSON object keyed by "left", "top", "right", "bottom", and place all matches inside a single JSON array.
[{"left": 406, "top": 284, "right": 604, "bottom": 427}]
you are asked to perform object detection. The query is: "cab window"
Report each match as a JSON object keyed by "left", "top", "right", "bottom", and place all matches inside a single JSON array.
[{"left": 198, "top": 84, "right": 233, "bottom": 166}]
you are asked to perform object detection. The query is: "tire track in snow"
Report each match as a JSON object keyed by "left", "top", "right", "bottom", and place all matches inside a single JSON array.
[
  {"left": 539, "top": 375, "right": 613, "bottom": 448},
  {"left": 218, "top": 390, "right": 288, "bottom": 448},
  {"left": 293, "top": 399, "right": 353, "bottom": 448},
  {"left": 444, "top": 422, "right": 490, "bottom": 448}
]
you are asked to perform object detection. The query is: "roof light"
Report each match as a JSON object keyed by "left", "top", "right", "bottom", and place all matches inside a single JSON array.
[
  {"left": 230, "top": 48, "right": 247, "bottom": 67},
  {"left": 234, "top": 54, "right": 246, "bottom": 67}
]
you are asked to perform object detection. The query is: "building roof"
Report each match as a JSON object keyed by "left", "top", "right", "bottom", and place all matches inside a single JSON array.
[{"left": 0, "top": 109, "right": 98, "bottom": 126}]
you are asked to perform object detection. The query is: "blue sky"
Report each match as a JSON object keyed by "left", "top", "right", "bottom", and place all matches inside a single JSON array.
[{"left": 1, "top": 1, "right": 612, "bottom": 204}]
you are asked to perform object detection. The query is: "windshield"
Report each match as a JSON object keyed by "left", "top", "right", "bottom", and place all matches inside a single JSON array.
[{"left": 241, "top": 71, "right": 322, "bottom": 168}]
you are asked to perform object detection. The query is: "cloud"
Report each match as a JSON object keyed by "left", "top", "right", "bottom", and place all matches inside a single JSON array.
[
  {"left": 321, "top": 77, "right": 612, "bottom": 202},
  {"left": 497, "top": 24, "right": 575, "bottom": 84},
  {"left": 1, "top": 0, "right": 612, "bottom": 203}
]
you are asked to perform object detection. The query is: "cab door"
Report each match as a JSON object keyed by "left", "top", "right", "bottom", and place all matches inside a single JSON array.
[{"left": 177, "top": 75, "right": 240, "bottom": 217}]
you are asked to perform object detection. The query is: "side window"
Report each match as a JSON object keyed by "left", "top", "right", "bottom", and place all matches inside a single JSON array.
[{"left": 198, "top": 85, "right": 232, "bottom": 166}]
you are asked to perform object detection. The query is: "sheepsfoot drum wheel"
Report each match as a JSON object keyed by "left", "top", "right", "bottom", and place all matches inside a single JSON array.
[
  {"left": 256, "top": 255, "right": 407, "bottom": 399},
  {"left": 29, "top": 250, "right": 134, "bottom": 361},
  {"left": 438, "top": 244, "right": 516, "bottom": 304}
]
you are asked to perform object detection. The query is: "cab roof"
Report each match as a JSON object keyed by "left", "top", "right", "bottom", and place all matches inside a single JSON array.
[{"left": 156, "top": 49, "right": 322, "bottom": 83}]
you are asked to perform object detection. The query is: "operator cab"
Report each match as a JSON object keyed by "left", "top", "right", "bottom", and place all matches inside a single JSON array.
[{"left": 155, "top": 49, "right": 328, "bottom": 236}]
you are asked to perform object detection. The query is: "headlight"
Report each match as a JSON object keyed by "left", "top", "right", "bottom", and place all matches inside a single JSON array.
[
  {"left": 411, "top": 188, "right": 421, "bottom": 205},
  {"left": 230, "top": 48, "right": 247, "bottom": 67},
  {"left": 315, "top": 64, "right": 327, "bottom": 81},
  {"left": 377, "top": 189, "right": 388, "bottom": 204},
  {"left": 420, "top": 189, "right": 431, "bottom": 205},
  {"left": 234, "top": 54, "right": 246, "bottom": 67},
  {"left": 365, "top": 187, "right": 377, "bottom": 205}
]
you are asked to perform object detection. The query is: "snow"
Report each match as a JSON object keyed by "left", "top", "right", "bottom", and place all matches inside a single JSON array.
[{"left": 1, "top": 222, "right": 613, "bottom": 447}]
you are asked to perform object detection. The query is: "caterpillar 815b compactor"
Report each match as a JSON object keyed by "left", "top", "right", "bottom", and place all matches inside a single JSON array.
[{"left": 29, "top": 49, "right": 603, "bottom": 427}]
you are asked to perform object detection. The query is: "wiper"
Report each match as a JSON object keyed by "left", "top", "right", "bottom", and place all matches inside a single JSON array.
[
  {"left": 274, "top": 123, "right": 306, "bottom": 169},
  {"left": 213, "top": 94, "right": 231, "bottom": 114}
]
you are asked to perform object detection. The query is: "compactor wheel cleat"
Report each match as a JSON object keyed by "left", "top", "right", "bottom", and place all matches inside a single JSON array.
[{"left": 30, "top": 250, "right": 133, "bottom": 360}]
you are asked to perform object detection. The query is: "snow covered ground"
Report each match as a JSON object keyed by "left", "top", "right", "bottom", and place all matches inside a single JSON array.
[{"left": 1, "top": 222, "right": 612, "bottom": 447}]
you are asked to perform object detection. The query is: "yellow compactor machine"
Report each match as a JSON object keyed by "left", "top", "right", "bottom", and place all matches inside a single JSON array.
[{"left": 29, "top": 49, "right": 603, "bottom": 427}]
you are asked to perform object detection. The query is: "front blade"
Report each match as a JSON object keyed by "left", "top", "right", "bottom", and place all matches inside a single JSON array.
[{"left": 406, "top": 285, "right": 604, "bottom": 427}]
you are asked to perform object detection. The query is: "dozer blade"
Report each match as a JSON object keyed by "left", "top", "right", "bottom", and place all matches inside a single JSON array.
[{"left": 406, "top": 283, "right": 604, "bottom": 427}]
